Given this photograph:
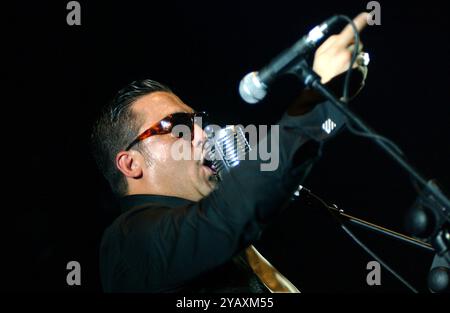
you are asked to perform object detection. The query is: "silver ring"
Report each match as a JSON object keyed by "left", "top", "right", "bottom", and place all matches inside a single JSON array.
[{"left": 356, "top": 52, "right": 370, "bottom": 67}]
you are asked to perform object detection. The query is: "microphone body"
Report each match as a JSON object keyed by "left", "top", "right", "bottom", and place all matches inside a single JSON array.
[
  {"left": 239, "top": 15, "right": 340, "bottom": 104},
  {"left": 205, "top": 125, "right": 310, "bottom": 197}
]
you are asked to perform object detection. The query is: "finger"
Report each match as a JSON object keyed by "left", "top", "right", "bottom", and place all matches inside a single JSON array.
[
  {"left": 347, "top": 41, "right": 364, "bottom": 53},
  {"left": 315, "top": 34, "right": 338, "bottom": 55},
  {"left": 337, "top": 12, "right": 369, "bottom": 47},
  {"left": 322, "top": 52, "right": 354, "bottom": 82}
]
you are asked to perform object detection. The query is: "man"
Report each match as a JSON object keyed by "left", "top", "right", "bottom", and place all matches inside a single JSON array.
[{"left": 91, "top": 13, "right": 369, "bottom": 292}]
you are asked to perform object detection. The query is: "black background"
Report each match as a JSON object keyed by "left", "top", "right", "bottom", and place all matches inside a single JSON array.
[{"left": 7, "top": 0, "right": 450, "bottom": 292}]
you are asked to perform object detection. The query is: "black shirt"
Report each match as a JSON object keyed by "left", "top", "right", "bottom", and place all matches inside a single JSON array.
[{"left": 99, "top": 98, "right": 347, "bottom": 292}]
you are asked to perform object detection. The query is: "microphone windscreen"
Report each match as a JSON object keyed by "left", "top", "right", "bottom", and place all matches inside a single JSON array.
[{"left": 205, "top": 125, "right": 251, "bottom": 180}]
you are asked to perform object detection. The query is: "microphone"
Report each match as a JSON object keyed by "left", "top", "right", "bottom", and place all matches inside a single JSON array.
[
  {"left": 204, "top": 125, "right": 309, "bottom": 197},
  {"left": 204, "top": 125, "right": 250, "bottom": 181},
  {"left": 239, "top": 15, "right": 340, "bottom": 104}
]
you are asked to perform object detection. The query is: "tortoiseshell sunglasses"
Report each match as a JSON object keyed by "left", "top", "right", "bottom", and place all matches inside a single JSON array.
[{"left": 125, "top": 111, "right": 207, "bottom": 151}]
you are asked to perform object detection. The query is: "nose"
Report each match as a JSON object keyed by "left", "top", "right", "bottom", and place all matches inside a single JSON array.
[{"left": 192, "top": 123, "right": 207, "bottom": 147}]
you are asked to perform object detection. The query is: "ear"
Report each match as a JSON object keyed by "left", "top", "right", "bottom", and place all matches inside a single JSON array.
[{"left": 115, "top": 150, "right": 143, "bottom": 179}]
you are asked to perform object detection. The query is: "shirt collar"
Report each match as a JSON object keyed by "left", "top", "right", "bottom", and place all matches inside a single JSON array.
[{"left": 119, "top": 194, "right": 193, "bottom": 213}]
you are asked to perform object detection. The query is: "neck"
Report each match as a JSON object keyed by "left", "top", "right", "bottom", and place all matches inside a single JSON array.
[{"left": 126, "top": 181, "right": 200, "bottom": 202}]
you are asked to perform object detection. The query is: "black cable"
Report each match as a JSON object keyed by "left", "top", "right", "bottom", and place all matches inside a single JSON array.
[
  {"left": 346, "top": 120, "right": 406, "bottom": 157},
  {"left": 335, "top": 15, "right": 406, "bottom": 157},
  {"left": 346, "top": 119, "right": 427, "bottom": 194},
  {"left": 330, "top": 15, "right": 435, "bottom": 212},
  {"left": 337, "top": 15, "right": 359, "bottom": 103},
  {"left": 341, "top": 225, "right": 419, "bottom": 293}
]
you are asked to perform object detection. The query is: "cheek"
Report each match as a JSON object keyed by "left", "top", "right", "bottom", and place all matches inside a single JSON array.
[
  {"left": 163, "top": 138, "right": 196, "bottom": 161},
  {"left": 139, "top": 141, "right": 174, "bottom": 171},
  {"left": 152, "top": 139, "right": 198, "bottom": 169}
]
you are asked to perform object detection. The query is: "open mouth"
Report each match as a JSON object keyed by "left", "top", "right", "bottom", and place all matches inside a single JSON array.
[{"left": 202, "top": 158, "right": 217, "bottom": 174}]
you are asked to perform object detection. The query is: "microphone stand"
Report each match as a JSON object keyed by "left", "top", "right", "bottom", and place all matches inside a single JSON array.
[
  {"left": 328, "top": 206, "right": 433, "bottom": 251},
  {"left": 293, "top": 186, "right": 433, "bottom": 252},
  {"left": 291, "top": 61, "right": 450, "bottom": 209},
  {"left": 289, "top": 60, "right": 450, "bottom": 291}
]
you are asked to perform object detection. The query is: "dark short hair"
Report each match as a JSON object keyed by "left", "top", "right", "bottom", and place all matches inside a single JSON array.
[{"left": 91, "top": 79, "right": 172, "bottom": 196}]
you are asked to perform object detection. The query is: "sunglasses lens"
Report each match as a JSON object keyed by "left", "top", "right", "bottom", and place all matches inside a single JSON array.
[
  {"left": 159, "top": 119, "right": 173, "bottom": 132},
  {"left": 173, "top": 114, "right": 193, "bottom": 128},
  {"left": 169, "top": 113, "right": 194, "bottom": 139},
  {"left": 167, "top": 112, "right": 208, "bottom": 140}
]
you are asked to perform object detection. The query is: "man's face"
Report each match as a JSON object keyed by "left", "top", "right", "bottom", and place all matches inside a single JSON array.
[{"left": 130, "top": 91, "right": 217, "bottom": 201}]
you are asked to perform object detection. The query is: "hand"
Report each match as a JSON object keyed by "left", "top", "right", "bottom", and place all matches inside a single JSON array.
[{"left": 312, "top": 12, "right": 369, "bottom": 84}]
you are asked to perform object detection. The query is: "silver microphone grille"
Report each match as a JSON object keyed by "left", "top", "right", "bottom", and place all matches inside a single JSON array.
[
  {"left": 204, "top": 125, "right": 251, "bottom": 180},
  {"left": 239, "top": 72, "right": 268, "bottom": 104}
]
